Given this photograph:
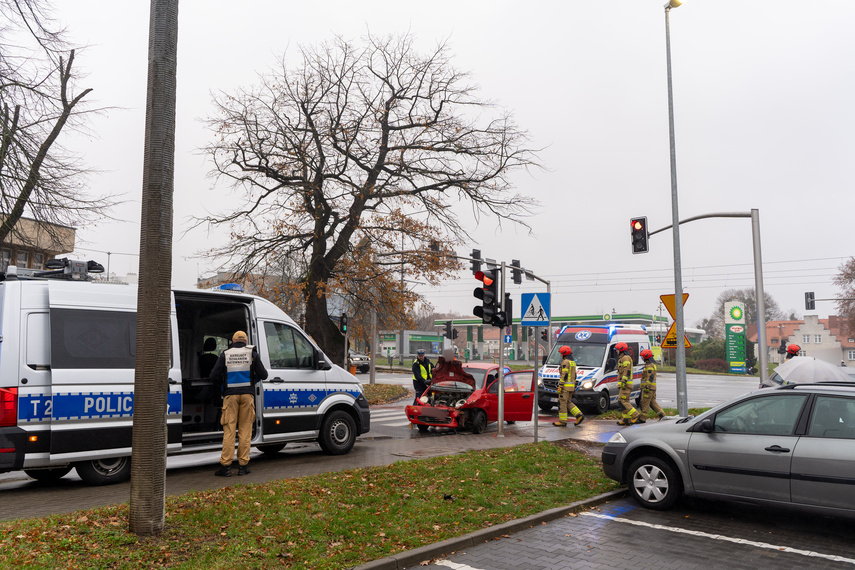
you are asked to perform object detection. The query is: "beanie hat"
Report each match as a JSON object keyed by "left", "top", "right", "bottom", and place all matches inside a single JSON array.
[{"left": 232, "top": 331, "right": 248, "bottom": 343}]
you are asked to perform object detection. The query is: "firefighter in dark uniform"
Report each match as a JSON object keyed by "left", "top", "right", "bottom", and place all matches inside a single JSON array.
[
  {"left": 616, "top": 342, "right": 642, "bottom": 426},
  {"left": 412, "top": 349, "right": 433, "bottom": 405},
  {"left": 210, "top": 330, "right": 268, "bottom": 477},
  {"left": 553, "top": 346, "right": 585, "bottom": 427},
  {"left": 639, "top": 348, "right": 666, "bottom": 420},
  {"left": 786, "top": 344, "right": 801, "bottom": 360}
]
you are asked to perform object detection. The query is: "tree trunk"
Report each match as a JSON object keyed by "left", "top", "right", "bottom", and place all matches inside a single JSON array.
[
  {"left": 129, "top": 0, "right": 178, "bottom": 537},
  {"left": 303, "top": 272, "right": 345, "bottom": 367}
]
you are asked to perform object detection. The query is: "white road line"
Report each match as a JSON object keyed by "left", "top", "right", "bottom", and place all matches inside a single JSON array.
[
  {"left": 434, "top": 560, "right": 484, "bottom": 570},
  {"left": 370, "top": 410, "right": 403, "bottom": 417},
  {"left": 581, "top": 512, "right": 855, "bottom": 565},
  {"left": 377, "top": 420, "right": 413, "bottom": 427}
]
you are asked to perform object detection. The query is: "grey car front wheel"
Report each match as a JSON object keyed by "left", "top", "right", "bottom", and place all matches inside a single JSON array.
[{"left": 627, "top": 456, "right": 682, "bottom": 510}]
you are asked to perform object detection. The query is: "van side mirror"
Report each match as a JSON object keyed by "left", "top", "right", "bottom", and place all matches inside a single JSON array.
[
  {"left": 541, "top": 355, "right": 547, "bottom": 366},
  {"left": 605, "top": 357, "right": 616, "bottom": 372},
  {"left": 316, "top": 351, "right": 332, "bottom": 371}
]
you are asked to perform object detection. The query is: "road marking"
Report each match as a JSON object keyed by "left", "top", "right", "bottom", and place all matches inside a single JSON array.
[
  {"left": 582, "top": 512, "right": 855, "bottom": 565},
  {"left": 435, "top": 560, "right": 484, "bottom": 570}
]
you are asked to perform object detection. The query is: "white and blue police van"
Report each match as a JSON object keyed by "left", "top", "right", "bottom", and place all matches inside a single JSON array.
[
  {"left": 0, "top": 259, "right": 369, "bottom": 485},
  {"left": 536, "top": 324, "right": 649, "bottom": 415}
]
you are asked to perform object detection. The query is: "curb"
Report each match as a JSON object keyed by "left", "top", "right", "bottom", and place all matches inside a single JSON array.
[{"left": 350, "top": 488, "right": 627, "bottom": 570}]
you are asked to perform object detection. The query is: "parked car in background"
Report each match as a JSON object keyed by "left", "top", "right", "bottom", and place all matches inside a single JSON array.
[
  {"left": 349, "top": 352, "right": 371, "bottom": 373},
  {"left": 405, "top": 361, "right": 535, "bottom": 433},
  {"left": 602, "top": 382, "right": 855, "bottom": 518}
]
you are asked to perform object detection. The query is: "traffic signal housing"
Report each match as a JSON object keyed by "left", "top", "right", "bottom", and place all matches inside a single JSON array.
[
  {"left": 452, "top": 328, "right": 459, "bottom": 340},
  {"left": 339, "top": 314, "right": 348, "bottom": 333},
  {"left": 510, "top": 260, "right": 522, "bottom": 285},
  {"left": 470, "top": 249, "right": 482, "bottom": 275},
  {"left": 805, "top": 291, "right": 816, "bottom": 311},
  {"left": 541, "top": 329, "right": 548, "bottom": 342},
  {"left": 630, "top": 216, "right": 649, "bottom": 254},
  {"left": 443, "top": 320, "right": 453, "bottom": 339},
  {"left": 473, "top": 269, "right": 499, "bottom": 325}
]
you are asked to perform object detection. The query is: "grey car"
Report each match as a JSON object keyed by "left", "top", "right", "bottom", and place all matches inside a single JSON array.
[
  {"left": 349, "top": 353, "right": 371, "bottom": 373},
  {"left": 602, "top": 383, "right": 855, "bottom": 517}
]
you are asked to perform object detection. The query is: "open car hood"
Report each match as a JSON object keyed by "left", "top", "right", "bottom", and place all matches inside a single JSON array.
[{"left": 431, "top": 357, "right": 476, "bottom": 389}]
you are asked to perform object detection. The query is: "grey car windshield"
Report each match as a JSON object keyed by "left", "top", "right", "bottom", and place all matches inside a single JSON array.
[{"left": 546, "top": 343, "right": 607, "bottom": 368}]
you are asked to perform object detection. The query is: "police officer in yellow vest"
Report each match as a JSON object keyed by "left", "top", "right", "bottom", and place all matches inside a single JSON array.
[
  {"left": 615, "top": 342, "right": 642, "bottom": 426},
  {"left": 639, "top": 348, "right": 666, "bottom": 421},
  {"left": 412, "top": 349, "right": 433, "bottom": 405},
  {"left": 210, "top": 330, "right": 268, "bottom": 477},
  {"left": 553, "top": 346, "right": 585, "bottom": 427}
]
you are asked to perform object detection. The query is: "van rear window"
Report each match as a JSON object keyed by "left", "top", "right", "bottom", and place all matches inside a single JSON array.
[{"left": 50, "top": 308, "right": 137, "bottom": 369}]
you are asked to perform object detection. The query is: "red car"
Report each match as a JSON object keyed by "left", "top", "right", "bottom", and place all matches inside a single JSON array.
[{"left": 405, "top": 360, "right": 535, "bottom": 433}]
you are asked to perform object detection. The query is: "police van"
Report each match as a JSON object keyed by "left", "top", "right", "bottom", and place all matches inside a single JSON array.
[
  {"left": 536, "top": 324, "right": 650, "bottom": 415},
  {"left": 0, "top": 259, "right": 370, "bottom": 485}
]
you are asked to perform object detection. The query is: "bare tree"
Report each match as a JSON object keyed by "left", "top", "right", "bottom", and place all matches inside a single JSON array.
[
  {"left": 129, "top": 0, "right": 178, "bottom": 537},
  {"left": 705, "top": 288, "right": 784, "bottom": 339},
  {"left": 199, "top": 33, "right": 539, "bottom": 363},
  {"left": 0, "top": 0, "right": 115, "bottom": 247},
  {"left": 834, "top": 257, "right": 855, "bottom": 336}
]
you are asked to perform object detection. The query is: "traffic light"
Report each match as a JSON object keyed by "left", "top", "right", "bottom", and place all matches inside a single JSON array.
[
  {"left": 805, "top": 291, "right": 816, "bottom": 311},
  {"left": 630, "top": 216, "right": 649, "bottom": 254},
  {"left": 339, "top": 314, "right": 348, "bottom": 333},
  {"left": 500, "top": 293, "right": 513, "bottom": 328},
  {"left": 541, "top": 329, "right": 548, "bottom": 342},
  {"left": 470, "top": 249, "right": 482, "bottom": 275},
  {"left": 473, "top": 269, "right": 499, "bottom": 325},
  {"left": 778, "top": 338, "right": 787, "bottom": 354},
  {"left": 452, "top": 328, "right": 459, "bottom": 340},
  {"left": 510, "top": 260, "right": 522, "bottom": 285},
  {"left": 443, "top": 320, "right": 453, "bottom": 339}
]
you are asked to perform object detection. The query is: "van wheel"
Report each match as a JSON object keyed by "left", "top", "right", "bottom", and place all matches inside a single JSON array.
[
  {"left": 538, "top": 402, "right": 555, "bottom": 412},
  {"left": 471, "top": 410, "right": 488, "bottom": 434},
  {"left": 75, "top": 457, "right": 131, "bottom": 486},
  {"left": 318, "top": 410, "right": 357, "bottom": 455},
  {"left": 256, "top": 443, "right": 286, "bottom": 456},
  {"left": 594, "top": 390, "right": 610, "bottom": 415},
  {"left": 25, "top": 466, "right": 72, "bottom": 483},
  {"left": 627, "top": 456, "right": 683, "bottom": 510}
]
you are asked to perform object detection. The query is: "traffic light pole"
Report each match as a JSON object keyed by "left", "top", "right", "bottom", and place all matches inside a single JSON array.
[{"left": 650, "top": 210, "right": 769, "bottom": 402}]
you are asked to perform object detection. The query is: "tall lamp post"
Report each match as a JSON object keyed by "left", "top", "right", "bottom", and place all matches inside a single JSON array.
[{"left": 664, "top": 0, "right": 688, "bottom": 416}]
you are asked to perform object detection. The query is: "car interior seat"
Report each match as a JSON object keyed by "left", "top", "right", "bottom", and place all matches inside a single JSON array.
[{"left": 199, "top": 337, "right": 219, "bottom": 378}]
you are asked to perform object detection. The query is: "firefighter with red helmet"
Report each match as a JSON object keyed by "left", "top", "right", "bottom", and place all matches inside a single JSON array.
[
  {"left": 615, "top": 342, "right": 642, "bottom": 426},
  {"left": 639, "top": 348, "right": 666, "bottom": 421},
  {"left": 552, "top": 346, "right": 585, "bottom": 427},
  {"left": 786, "top": 344, "right": 801, "bottom": 360}
]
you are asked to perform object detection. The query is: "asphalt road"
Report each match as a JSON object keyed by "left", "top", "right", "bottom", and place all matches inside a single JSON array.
[{"left": 0, "top": 371, "right": 764, "bottom": 522}]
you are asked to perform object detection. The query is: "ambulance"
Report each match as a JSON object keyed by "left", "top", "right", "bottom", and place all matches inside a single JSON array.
[
  {"left": 536, "top": 324, "right": 650, "bottom": 414},
  {"left": 0, "top": 259, "right": 369, "bottom": 485}
]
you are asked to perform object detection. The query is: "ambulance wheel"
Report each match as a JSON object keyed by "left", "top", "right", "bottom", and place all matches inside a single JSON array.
[
  {"left": 471, "top": 410, "right": 488, "bottom": 434},
  {"left": 25, "top": 466, "right": 72, "bottom": 483},
  {"left": 538, "top": 402, "right": 554, "bottom": 412},
  {"left": 318, "top": 410, "right": 356, "bottom": 455},
  {"left": 75, "top": 456, "right": 131, "bottom": 486},
  {"left": 257, "top": 443, "right": 286, "bottom": 455},
  {"left": 594, "top": 390, "right": 610, "bottom": 415}
]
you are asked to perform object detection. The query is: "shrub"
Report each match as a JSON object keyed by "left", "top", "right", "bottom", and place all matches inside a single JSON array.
[{"left": 695, "top": 358, "right": 728, "bottom": 373}]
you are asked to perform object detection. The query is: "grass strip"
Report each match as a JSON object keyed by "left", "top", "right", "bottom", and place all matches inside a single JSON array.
[
  {"left": 0, "top": 442, "right": 617, "bottom": 569},
  {"left": 361, "top": 383, "right": 408, "bottom": 405},
  {"left": 596, "top": 406, "right": 710, "bottom": 420}
]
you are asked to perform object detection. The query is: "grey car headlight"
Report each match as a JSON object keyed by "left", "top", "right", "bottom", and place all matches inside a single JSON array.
[
  {"left": 607, "top": 432, "right": 627, "bottom": 444},
  {"left": 581, "top": 380, "right": 593, "bottom": 390}
]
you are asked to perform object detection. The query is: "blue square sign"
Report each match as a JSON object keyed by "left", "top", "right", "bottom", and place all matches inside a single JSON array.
[{"left": 520, "top": 293, "right": 550, "bottom": 326}]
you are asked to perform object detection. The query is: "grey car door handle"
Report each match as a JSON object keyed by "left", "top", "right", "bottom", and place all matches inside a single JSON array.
[{"left": 764, "top": 445, "right": 790, "bottom": 453}]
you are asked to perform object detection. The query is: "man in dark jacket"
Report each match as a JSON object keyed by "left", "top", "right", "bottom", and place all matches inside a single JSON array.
[{"left": 209, "top": 330, "right": 268, "bottom": 477}]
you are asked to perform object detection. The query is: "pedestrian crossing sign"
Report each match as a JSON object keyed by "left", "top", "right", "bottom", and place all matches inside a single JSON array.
[{"left": 520, "top": 293, "right": 550, "bottom": 326}]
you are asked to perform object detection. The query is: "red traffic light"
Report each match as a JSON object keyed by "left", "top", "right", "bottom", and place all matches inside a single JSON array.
[
  {"left": 631, "top": 220, "right": 643, "bottom": 231},
  {"left": 474, "top": 270, "right": 494, "bottom": 287}
]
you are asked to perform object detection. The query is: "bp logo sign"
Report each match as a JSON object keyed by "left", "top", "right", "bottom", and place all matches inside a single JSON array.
[{"left": 729, "top": 306, "right": 743, "bottom": 321}]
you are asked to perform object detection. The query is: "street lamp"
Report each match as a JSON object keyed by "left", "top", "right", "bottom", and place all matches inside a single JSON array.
[{"left": 664, "top": 0, "right": 688, "bottom": 416}]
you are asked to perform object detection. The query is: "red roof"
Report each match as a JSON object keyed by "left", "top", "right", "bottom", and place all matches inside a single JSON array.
[{"left": 751, "top": 317, "right": 855, "bottom": 348}]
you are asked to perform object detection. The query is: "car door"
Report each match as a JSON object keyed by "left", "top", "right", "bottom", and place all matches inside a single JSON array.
[
  {"left": 488, "top": 371, "right": 534, "bottom": 421},
  {"left": 790, "top": 395, "right": 855, "bottom": 510},
  {"left": 687, "top": 393, "right": 808, "bottom": 502},
  {"left": 257, "top": 320, "right": 327, "bottom": 442}
]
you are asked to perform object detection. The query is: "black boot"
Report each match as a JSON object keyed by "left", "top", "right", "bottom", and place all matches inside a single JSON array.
[
  {"left": 238, "top": 465, "right": 251, "bottom": 476},
  {"left": 214, "top": 464, "right": 232, "bottom": 477}
]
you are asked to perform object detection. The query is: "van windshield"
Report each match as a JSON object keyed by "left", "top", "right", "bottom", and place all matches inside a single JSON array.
[{"left": 545, "top": 343, "right": 607, "bottom": 368}]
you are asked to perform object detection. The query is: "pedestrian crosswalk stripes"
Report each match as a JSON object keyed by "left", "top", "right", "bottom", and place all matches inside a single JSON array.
[{"left": 370, "top": 407, "right": 412, "bottom": 427}]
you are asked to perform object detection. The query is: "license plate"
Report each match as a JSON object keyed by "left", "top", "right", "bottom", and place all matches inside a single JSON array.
[{"left": 550, "top": 397, "right": 558, "bottom": 403}]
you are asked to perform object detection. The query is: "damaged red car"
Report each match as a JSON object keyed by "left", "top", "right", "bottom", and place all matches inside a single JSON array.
[{"left": 405, "top": 360, "right": 535, "bottom": 433}]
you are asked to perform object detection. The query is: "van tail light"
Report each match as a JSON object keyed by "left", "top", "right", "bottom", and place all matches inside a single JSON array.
[{"left": 0, "top": 387, "right": 18, "bottom": 427}]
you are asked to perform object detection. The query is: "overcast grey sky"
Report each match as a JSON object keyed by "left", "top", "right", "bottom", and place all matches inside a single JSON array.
[{"left": 56, "top": 0, "right": 854, "bottom": 327}]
